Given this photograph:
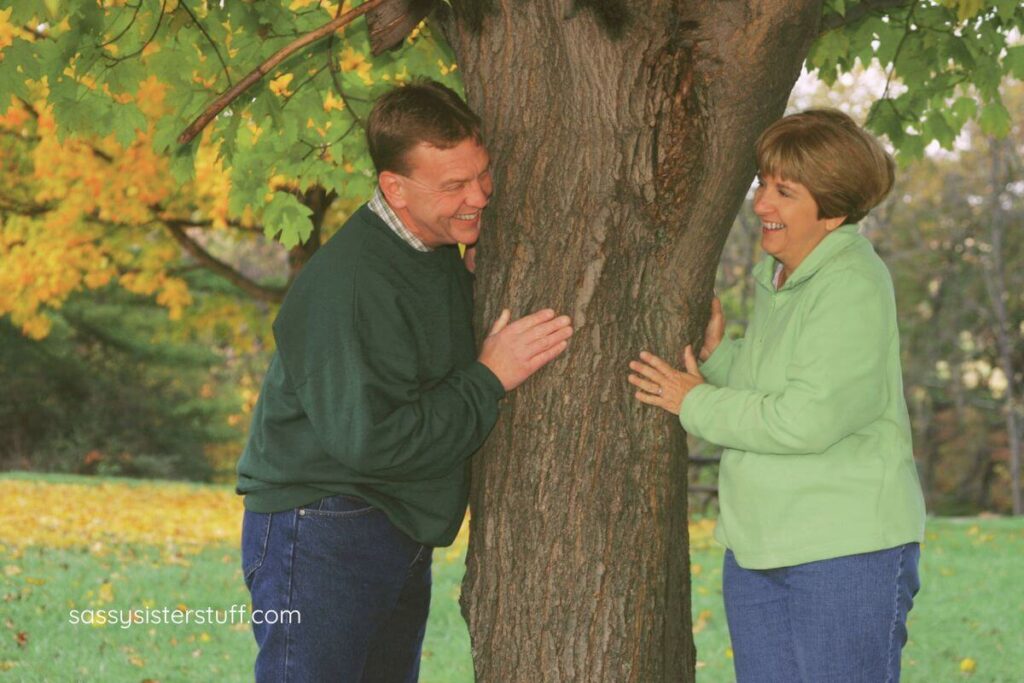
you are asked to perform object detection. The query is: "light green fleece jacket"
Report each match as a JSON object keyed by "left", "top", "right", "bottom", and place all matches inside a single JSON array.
[{"left": 680, "top": 225, "right": 926, "bottom": 569}]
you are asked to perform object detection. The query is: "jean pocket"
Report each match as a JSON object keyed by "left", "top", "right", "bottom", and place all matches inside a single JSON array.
[
  {"left": 299, "top": 494, "right": 377, "bottom": 518},
  {"left": 241, "top": 510, "right": 272, "bottom": 589}
]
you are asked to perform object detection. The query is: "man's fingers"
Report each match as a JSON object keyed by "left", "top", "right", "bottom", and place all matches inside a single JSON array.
[
  {"left": 524, "top": 323, "right": 574, "bottom": 356},
  {"left": 528, "top": 339, "right": 569, "bottom": 371},
  {"left": 507, "top": 307, "right": 557, "bottom": 333},
  {"left": 522, "top": 315, "right": 573, "bottom": 342},
  {"left": 488, "top": 308, "right": 511, "bottom": 336}
]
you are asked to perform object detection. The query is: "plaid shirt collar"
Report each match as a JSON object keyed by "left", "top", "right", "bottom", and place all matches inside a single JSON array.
[{"left": 368, "top": 186, "right": 431, "bottom": 252}]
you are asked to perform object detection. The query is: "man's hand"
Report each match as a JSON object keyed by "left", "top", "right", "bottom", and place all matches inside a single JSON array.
[
  {"left": 479, "top": 308, "right": 573, "bottom": 391},
  {"left": 699, "top": 297, "right": 725, "bottom": 362},
  {"left": 463, "top": 245, "right": 477, "bottom": 274}
]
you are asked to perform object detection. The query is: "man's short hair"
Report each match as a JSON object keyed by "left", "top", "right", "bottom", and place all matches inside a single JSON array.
[
  {"left": 366, "top": 80, "right": 483, "bottom": 176},
  {"left": 756, "top": 109, "right": 895, "bottom": 225}
]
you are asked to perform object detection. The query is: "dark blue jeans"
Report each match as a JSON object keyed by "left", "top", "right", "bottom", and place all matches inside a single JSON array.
[
  {"left": 723, "top": 543, "right": 921, "bottom": 683},
  {"left": 241, "top": 494, "right": 432, "bottom": 682}
]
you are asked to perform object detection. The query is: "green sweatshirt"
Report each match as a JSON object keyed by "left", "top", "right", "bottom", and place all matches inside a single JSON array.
[
  {"left": 236, "top": 205, "right": 505, "bottom": 547},
  {"left": 680, "top": 225, "right": 926, "bottom": 569}
]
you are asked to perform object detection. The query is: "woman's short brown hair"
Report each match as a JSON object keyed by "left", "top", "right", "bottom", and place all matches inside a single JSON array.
[
  {"left": 366, "top": 80, "right": 482, "bottom": 176},
  {"left": 755, "top": 109, "right": 895, "bottom": 224}
]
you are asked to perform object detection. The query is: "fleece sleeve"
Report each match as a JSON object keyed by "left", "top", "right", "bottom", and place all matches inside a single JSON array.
[
  {"left": 278, "top": 271, "right": 505, "bottom": 482},
  {"left": 699, "top": 335, "right": 744, "bottom": 386},
  {"left": 679, "top": 272, "right": 892, "bottom": 455}
]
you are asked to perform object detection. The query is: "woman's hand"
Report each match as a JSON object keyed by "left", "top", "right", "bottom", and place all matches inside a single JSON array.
[
  {"left": 700, "top": 297, "right": 725, "bottom": 362},
  {"left": 628, "top": 345, "right": 705, "bottom": 415}
]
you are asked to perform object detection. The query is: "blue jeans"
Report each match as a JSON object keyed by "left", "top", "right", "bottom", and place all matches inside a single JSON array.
[
  {"left": 241, "top": 494, "right": 432, "bottom": 683},
  {"left": 723, "top": 543, "right": 920, "bottom": 683}
]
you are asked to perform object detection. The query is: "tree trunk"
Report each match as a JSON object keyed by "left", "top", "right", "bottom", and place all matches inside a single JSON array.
[{"left": 443, "top": 2, "right": 821, "bottom": 680}]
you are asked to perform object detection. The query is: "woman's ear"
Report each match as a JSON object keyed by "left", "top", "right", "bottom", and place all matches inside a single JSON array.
[{"left": 824, "top": 215, "right": 847, "bottom": 232}]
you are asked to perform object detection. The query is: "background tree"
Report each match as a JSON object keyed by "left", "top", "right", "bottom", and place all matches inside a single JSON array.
[{"left": 1, "top": 0, "right": 1022, "bottom": 679}]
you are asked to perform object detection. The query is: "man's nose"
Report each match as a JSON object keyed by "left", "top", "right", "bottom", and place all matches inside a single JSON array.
[{"left": 466, "top": 179, "right": 490, "bottom": 208}]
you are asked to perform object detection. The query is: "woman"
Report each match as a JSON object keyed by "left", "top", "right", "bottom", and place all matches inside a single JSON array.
[{"left": 628, "top": 109, "right": 926, "bottom": 682}]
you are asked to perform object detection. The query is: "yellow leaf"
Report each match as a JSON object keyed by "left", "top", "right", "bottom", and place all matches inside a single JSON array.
[
  {"left": 269, "top": 73, "right": 294, "bottom": 97},
  {"left": 692, "top": 609, "right": 712, "bottom": 635},
  {"left": 323, "top": 91, "right": 345, "bottom": 112}
]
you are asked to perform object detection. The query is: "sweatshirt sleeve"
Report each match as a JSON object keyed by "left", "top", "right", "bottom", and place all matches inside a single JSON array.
[
  {"left": 679, "top": 271, "right": 892, "bottom": 455},
  {"left": 699, "top": 335, "right": 743, "bottom": 386},
  {"left": 278, "top": 268, "right": 505, "bottom": 482}
]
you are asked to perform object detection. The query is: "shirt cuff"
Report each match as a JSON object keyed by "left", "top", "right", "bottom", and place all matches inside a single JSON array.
[
  {"left": 699, "top": 337, "right": 735, "bottom": 382},
  {"left": 678, "top": 383, "right": 716, "bottom": 436},
  {"left": 466, "top": 361, "right": 507, "bottom": 401}
]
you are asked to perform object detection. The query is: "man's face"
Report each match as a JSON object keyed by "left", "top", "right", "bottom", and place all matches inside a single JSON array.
[{"left": 385, "top": 139, "right": 492, "bottom": 248}]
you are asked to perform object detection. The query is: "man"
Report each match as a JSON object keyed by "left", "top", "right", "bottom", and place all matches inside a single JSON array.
[{"left": 236, "top": 80, "right": 573, "bottom": 682}]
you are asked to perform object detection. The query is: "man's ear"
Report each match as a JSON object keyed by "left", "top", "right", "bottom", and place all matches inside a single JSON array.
[
  {"left": 378, "top": 171, "right": 406, "bottom": 209},
  {"left": 824, "top": 215, "right": 847, "bottom": 232}
]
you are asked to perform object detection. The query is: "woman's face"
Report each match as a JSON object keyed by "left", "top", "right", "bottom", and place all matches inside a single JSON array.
[{"left": 753, "top": 173, "right": 845, "bottom": 275}]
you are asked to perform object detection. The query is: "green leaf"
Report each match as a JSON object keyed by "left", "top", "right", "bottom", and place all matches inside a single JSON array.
[
  {"left": 899, "top": 133, "right": 926, "bottom": 160},
  {"left": 102, "top": 59, "right": 147, "bottom": 96},
  {"left": 992, "top": 0, "right": 1018, "bottom": 21},
  {"left": 228, "top": 145, "right": 269, "bottom": 217},
  {"left": 866, "top": 99, "right": 904, "bottom": 145},
  {"left": 262, "top": 192, "right": 314, "bottom": 248},
  {"left": 111, "top": 103, "right": 148, "bottom": 147},
  {"left": 168, "top": 143, "right": 199, "bottom": 184},
  {"left": 0, "top": 39, "right": 43, "bottom": 101},
  {"left": 950, "top": 96, "right": 978, "bottom": 125},
  {"left": 972, "top": 56, "right": 1002, "bottom": 99},
  {"left": 49, "top": 77, "right": 114, "bottom": 141},
  {"left": 924, "top": 111, "right": 956, "bottom": 149},
  {"left": 978, "top": 101, "right": 1011, "bottom": 138},
  {"left": 807, "top": 30, "right": 851, "bottom": 71},
  {"left": 1005, "top": 46, "right": 1024, "bottom": 80}
]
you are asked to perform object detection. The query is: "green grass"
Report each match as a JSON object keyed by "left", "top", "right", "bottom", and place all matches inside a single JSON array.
[
  {"left": 1, "top": 474, "right": 1021, "bottom": 681},
  {"left": 0, "top": 535, "right": 471, "bottom": 682}
]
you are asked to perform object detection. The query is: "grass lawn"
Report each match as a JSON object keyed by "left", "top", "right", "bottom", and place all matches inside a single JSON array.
[{"left": 1, "top": 473, "right": 1021, "bottom": 681}]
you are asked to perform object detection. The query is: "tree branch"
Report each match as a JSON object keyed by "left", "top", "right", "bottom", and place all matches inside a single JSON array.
[
  {"left": 819, "top": 0, "right": 914, "bottom": 35},
  {"left": 177, "top": 0, "right": 387, "bottom": 146},
  {"left": 879, "top": 4, "right": 917, "bottom": 102},
  {"left": 98, "top": 1, "right": 143, "bottom": 49},
  {"left": 161, "top": 218, "right": 286, "bottom": 303},
  {"left": 176, "top": 0, "right": 234, "bottom": 86},
  {"left": 0, "top": 196, "right": 55, "bottom": 217},
  {"left": 327, "top": 1, "right": 369, "bottom": 128},
  {"left": 105, "top": 0, "right": 167, "bottom": 64}
]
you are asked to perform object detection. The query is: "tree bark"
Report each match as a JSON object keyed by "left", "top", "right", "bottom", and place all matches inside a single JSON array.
[{"left": 443, "top": 2, "right": 822, "bottom": 680}]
